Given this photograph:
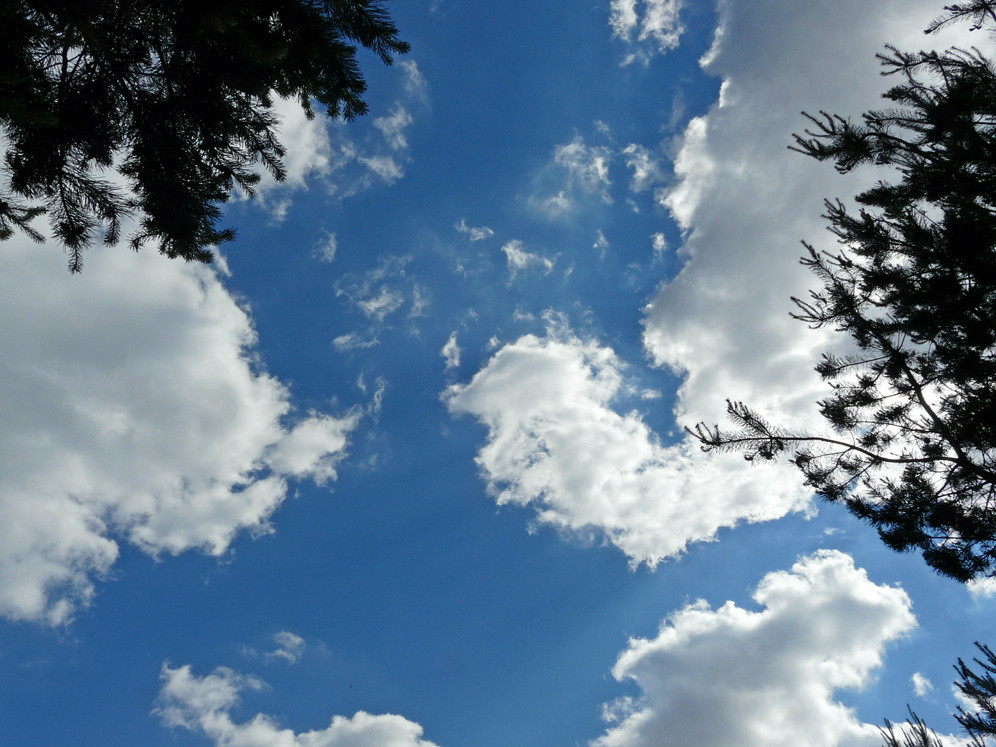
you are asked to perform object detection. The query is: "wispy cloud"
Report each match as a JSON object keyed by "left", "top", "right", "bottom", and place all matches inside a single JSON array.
[
  {"left": 240, "top": 631, "right": 307, "bottom": 665},
  {"left": 610, "top": 0, "right": 686, "bottom": 64},
  {"left": 500, "top": 240, "right": 556, "bottom": 278},
  {"left": 442, "top": 332, "right": 461, "bottom": 370},
  {"left": 455, "top": 219, "right": 495, "bottom": 242}
]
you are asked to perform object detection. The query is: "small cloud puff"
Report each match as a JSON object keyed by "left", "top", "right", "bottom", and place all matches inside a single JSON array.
[
  {"left": 316, "top": 232, "right": 338, "bottom": 263},
  {"left": 335, "top": 255, "right": 420, "bottom": 323},
  {"left": 555, "top": 135, "right": 613, "bottom": 202},
  {"left": 442, "top": 332, "right": 461, "bottom": 370},
  {"left": 912, "top": 672, "right": 934, "bottom": 697},
  {"left": 374, "top": 106, "right": 414, "bottom": 151},
  {"left": 501, "top": 240, "right": 555, "bottom": 278},
  {"left": 610, "top": 0, "right": 686, "bottom": 64},
  {"left": 651, "top": 232, "right": 668, "bottom": 255},
  {"left": 455, "top": 219, "right": 495, "bottom": 242},
  {"left": 241, "top": 631, "right": 307, "bottom": 665}
]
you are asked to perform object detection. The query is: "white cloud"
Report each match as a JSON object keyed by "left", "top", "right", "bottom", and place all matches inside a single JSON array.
[
  {"left": 374, "top": 106, "right": 414, "bottom": 151},
  {"left": 335, "top": 256, "right": 417, "bottom": 323},
  {"left": 640, "top": 0, "right": 685, "bottom": 51},
  {"left": 650, "top": 233, "right": 667, "bottom": 255},
  {"left": 643, "top": 0, "right": 992, "bottom": 449},
  {"left": 400, "top": 60, "right": 429, "bottom": 105},
  {"left": 455, "top": 219, "right": 494, "bottom": 242},
  {"left": 442, "top": 332, "right": 461, "bottom": 370},
  {"left": 610, "top": 0, "right": 685, "bottom": 63},
  {"left": 333, "top": 333, "right": 380, "bottom": 352},
  {"left": 609, "top": 0, "right": 639, "bottom": 41},
  {"left": 911, "top": 672, "right": 934, "bottom": 698},
  {"left": 0, "top": 238, "right": 357, "bottom": 625},
  {"left": 409, "top": 285, "right": 429, "bottom": 318},
  {"left": 156, "top": 664, "right": 438, "bottom": 746},
  {"left": 500, "top": 240, "right": 556, "bottom": 278},
  {"left": 555, "top": 136, "right": 613, "bottom": 198},
  {"left": 271, "top": 96, "right": 333, "bottom": 191},
  {"left": 967, "top": 576, "right": 996, "bottom": 598},
  {"left": 530, "top": 134, "right": 617, "bottom": 218},
  {"left": 265, "top": 416, "right": 357, "bottom": 486},
  {"left": 226, "top": 95, "right": 333, "bottom": 220},
  {"left": 444, "top": 323, "right": 812, "bottom": 566},
  {"left": 593, "top": 551, "right": 915, "bottom": 747},
  {"left": 359, "top": 154, "right": 404, "bottom": 184},
  {"left": 594, "top": 230, "right": 610, "bottom": 253},
  {"left": 357, "top": 288, "right": 406, "bottom": 321},
  {"left": 622, "top": 144, "right": 665, "bottom": 193},
  {"left": 532, "top": 190, "right": 574, "bottom": 218},
  {"left": 241, "top": 631, "right": 307, "bottom": 665},
  {"left": 317, "top": 232, "right": 338, "bottom": 263}
]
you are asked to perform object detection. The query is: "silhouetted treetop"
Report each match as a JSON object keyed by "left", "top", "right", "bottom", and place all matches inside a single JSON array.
[
  {"left": 689, "top": 8, "right": 996, "bottom": 581},
  {"left": 0, "top": 0, "right": 409, "bottom": 270}
]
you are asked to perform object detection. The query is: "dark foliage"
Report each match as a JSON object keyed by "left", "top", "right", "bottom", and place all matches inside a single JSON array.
[
  {"left": 688, "top": 5, "right": 996, "bottom": 580},
  {"left": 0, "top": 0, "right": 408, "bottom": 270}
]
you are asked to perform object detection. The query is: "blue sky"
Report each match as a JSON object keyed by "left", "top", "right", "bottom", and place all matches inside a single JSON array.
[{"left": 1, "top": 1, "right": 995, "bottom": 745}]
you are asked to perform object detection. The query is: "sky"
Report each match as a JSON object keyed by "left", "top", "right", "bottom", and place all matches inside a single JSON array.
[{"left": 1, "top": 1, "right": 995, "bottom": 745}]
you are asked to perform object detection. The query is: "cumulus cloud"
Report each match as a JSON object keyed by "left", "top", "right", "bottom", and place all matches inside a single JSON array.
[
  {"left": 455, "top": 219, "right": 495, "bottom": 242},
  {"left": 444, "top": 323, "right": 812, "bottom": 566},
  {"left": 500, "top": 240, "right": 556, "bottom": 278},
  {"left": 0, "top": 238, "right": 357, "bottom": 625},
  {"left": 644, "top": 0, "right": 992, "bottom": 439},
  {"left": 358, "top": 288, "right": 406, "bottom": 321},
  {"left": 610, "top": 0, "right": 685, "bottom": 63},
  {"left": 441, "top": 332, "right": 461, "bottom": 370},
  {"left": 593, "top": 551, "right": 915, "bottom": 746},
  {"left": 156, "top": 664, "right": 438, "bottom": 746}
]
